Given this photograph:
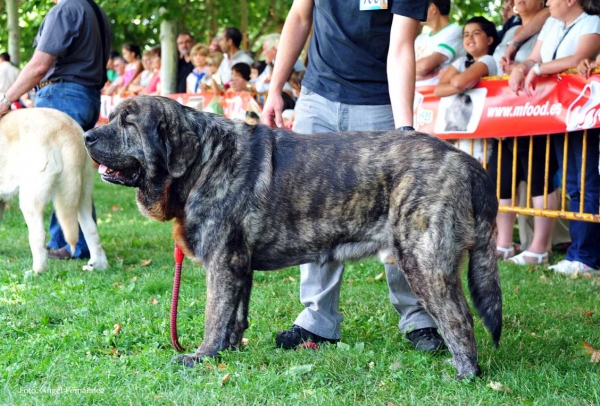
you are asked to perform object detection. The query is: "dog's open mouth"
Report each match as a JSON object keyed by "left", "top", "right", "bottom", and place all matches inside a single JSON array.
[{"left": 98, "top": 164, "right": 142, "bottom": 187}]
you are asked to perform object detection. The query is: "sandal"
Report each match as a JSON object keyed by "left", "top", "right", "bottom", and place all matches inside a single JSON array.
[
  {"left": 507, "top": 250, "right": 549, "bottom": 265},
  {"left": 496, "top": 246, "right": 515, "bottom": 260}
]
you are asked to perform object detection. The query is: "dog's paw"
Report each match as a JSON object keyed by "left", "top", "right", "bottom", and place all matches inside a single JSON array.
[
  {"left": 26, "top": 266, "right": 47, "bottom": 277},
  {"left": 173, "top": 353, "right": 205, "bottom": 368},
  {"left": 83, "top": 259, "right": 109, "bottom": 272},
  {"left": 24, "top": 270, "right": 39, "bottom": 280},
  {"left": 455, "top": 364, "right": 481, "bottom": 381}
]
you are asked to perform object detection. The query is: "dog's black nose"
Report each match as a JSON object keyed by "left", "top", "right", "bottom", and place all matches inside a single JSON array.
[{"left": 84, "top": 130, "right": 98, "bottom": 145}]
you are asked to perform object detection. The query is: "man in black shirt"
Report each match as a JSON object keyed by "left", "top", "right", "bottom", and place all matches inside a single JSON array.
[{"left": 176, "top": 32, "right": 195, "bottom": 93}]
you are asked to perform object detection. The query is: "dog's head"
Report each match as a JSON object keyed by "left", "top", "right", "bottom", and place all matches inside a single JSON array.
[{"left": 84, "top": 96, "right": 202, "bottom": 219}]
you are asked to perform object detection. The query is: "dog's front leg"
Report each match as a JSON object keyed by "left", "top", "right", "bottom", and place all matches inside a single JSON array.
[{"left": 176, "top": 252, "right": 253, "bottom": 367}]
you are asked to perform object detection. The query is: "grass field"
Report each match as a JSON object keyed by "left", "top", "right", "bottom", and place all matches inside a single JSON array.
[{"left": 1, "top": 177, "right": 599, "bottom": 405}]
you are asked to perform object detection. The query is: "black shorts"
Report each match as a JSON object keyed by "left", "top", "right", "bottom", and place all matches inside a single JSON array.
[{"left": 488, "top": 136, "right": 558, "bottom": 200}]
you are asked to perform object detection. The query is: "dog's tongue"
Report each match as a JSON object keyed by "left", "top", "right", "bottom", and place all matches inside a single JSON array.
[{"left": 98, "top": 164, "right": 109, "bottom": 175}]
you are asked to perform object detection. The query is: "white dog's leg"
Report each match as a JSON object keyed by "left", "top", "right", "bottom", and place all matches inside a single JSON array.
[
  {"left": 78, "top": 192, "right": 108, "bottom": 271},
  {"left": 19, "top": 192, "right": 49, "bottom": 274}
]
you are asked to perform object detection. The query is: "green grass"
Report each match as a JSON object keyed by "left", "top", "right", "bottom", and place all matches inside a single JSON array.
[{"left": 1, "top": 177, "right": 599, "bottom": 405}]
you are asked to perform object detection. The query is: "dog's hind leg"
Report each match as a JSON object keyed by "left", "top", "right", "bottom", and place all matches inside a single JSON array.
[
  {"left": 77, "top": 168, "right": 108, "bottom": 271},
  {"left": 0, "top": 200, "right": 5, "bottom": 223},
  {"left": 394, "top": 228, "right": 481, "bottom": 379},
  {"left": 176, "top": 247, "right": 253, "bottom": 367},
  {"left": 19, "top": 187, "right": 49, "bottom": 274}
]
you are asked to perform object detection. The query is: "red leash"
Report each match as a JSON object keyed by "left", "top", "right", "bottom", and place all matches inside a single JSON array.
[{"left": 171, "top": 243, "right": 185, "bottom": 352}]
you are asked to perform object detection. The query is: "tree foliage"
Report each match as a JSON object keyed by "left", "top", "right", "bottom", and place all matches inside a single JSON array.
[{"left": 0, "top": 0, "right": 502, "bottom": 66}]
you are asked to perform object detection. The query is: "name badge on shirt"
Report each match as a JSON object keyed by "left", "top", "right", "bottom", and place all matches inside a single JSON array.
[{"left": 360, "top": 0, "right": 388, "bottom": 11}]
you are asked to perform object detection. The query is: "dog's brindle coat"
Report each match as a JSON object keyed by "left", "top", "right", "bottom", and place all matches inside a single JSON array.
[{"left": 84, "top": 96, "right": 501, "bottom": 379}]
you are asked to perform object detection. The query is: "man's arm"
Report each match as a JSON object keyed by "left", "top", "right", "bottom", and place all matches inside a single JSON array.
[
  {"left": 504, "top": 7, "right": 550, "bottom": 61},
  {"left": 262, "top": 0, "right": 313, "bottom": 128},
  {"left": 388, "top": 15, "right": 421, "bottom": 127},
  {"left": 0, "top": 50, "right": 55, "bottom": 115}
]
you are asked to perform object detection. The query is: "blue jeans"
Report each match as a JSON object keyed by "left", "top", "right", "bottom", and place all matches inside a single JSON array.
[
  {"left": 35, "top": 82, "right": 101, "bottom": 259},
  {"left": 553, "top": 129, "right": 600, "bottom": 268},
  {"left": 290, "top": 86, "right": 436, "bottom": 338}
]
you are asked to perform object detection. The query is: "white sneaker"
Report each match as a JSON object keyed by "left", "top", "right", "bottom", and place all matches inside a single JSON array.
[{"left": 548, "top": 260, "right": 600, "bottom": 275}]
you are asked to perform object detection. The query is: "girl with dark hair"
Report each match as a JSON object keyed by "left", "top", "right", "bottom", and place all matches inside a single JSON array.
[
  {"left": 120, "top": 43, "right": 143, "bottom": 95},
  {"left": 434, "top": 16, "right": 499, "bottom": 97},
  {"left": 434, "top": 17, "right": 499, "bottom": 166}
]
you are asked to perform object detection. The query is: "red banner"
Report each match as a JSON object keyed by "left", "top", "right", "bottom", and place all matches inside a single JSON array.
[{"left": 414, "top": 71, "right": 600, "bottom": 139}]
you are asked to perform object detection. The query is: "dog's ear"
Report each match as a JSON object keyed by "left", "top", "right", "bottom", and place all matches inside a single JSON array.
[
  {"left": 154, "top": 97, "right": 200, "bottom": 178},
  {"left": 165, "top": 130, "right": 199, "bottom": 178}
]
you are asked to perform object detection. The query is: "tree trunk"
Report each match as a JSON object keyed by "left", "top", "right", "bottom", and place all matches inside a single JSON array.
[
  {"left": 240, "top": 0, "right": 248, "bottom": 50},
  {"left": 7, "top": 0, "right": 20, "bottom": 65},
  {"left": 160, "top": 18, "right": 178, "bottom": 95}
]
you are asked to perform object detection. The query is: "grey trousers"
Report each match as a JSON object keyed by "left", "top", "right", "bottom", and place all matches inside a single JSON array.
[{"left": 291, "top": 87, "right": 437, "bottom": 339}]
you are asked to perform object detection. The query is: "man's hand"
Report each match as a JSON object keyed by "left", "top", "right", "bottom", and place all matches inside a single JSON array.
[{"left": 262, "top": 91, "right": 285, "bottom": 128}]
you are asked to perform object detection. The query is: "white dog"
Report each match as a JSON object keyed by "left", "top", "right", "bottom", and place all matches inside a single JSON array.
[{"left": 0, "top": 108, "right": 108, "bottom": 274}]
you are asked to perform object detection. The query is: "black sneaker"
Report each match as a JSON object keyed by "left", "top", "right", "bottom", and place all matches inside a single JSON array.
[
  {"left": 406, "top": 328, "right": 447, "bottom": 352},
  {"left": 275, "top": 325, "right": 339, "bottom": 349}
]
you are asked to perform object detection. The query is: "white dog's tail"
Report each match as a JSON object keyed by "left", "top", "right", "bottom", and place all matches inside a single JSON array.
[{"left": 53, "top": 148, "right": 84, "bottom": 252}]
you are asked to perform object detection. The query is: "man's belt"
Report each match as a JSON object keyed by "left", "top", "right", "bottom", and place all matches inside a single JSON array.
[{"left": 36, "top": 79, "right": 64, "bottom": 91}]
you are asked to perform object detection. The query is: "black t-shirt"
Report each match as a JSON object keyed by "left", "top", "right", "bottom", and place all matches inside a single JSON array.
[
  {"left": 302, "top": 0, "right": 428, "bottom": 105},
  {"left": 34, "top": 0, "right": 111, "bottom": 89},
  {"left": 177, "top": 57, "right": 194, "bottom": 93}
]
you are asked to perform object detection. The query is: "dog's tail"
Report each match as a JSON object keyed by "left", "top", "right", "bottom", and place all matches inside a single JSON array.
[
  {"left": 467, "top": 167, "right": 502, "bottom": 347},
  {"left": 53, "top": 148, "right": 83, "bottom": 253}
]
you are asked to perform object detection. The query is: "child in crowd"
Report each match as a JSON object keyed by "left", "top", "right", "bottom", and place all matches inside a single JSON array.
[
  {"left": 251, "top": 60, "right": 267, "bottom": 81},
  {"left": 119, "top": 43, "right": 143, "bottom": 95},
  {"left": 127, "top": 49, "right": 156, "bottom": 95},
  {"left": 144, "top": 47, "right": 162, "bottom": 96},
  {"left": 102, "top": 55, "right": 126, "bottom": 96},
  {"left": 138, "top": 49, "right": 156, "bottom": 87},
  {"left": 201, "top": 52, "right": 224, "bottom": 93},
  {"left": 434, "top": 16, "right": 499, "bottom": 163},
  {"left": 228, "top": 62, "right": 251, "bottom": 93},
  {"left": 105, "top": 50, "right": 120, "bottom": 85},
  {"left": 186, "top": 44, "right": 211, "bottom": 94},
  {"left": 287, "top": 69, "right": 304, "bottom": 100},
  {"left": 128, "top": 47, "right": 161, "bottom": 96},
  {"left": 435, "top": 16, "right": 499, "bottom": 97}
]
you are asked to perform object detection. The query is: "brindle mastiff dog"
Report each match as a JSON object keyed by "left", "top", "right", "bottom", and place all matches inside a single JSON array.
[{"left": 84, "top": 96, "right": 501, "bottom": 379}]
